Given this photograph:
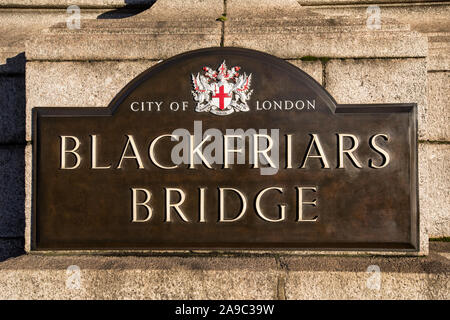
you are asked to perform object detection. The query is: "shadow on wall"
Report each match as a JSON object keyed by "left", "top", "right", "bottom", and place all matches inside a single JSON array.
[
  {"left": 0, "top": 53, "right": 26, "bottom": 262},
  {"left": 0, "top": 142, "right": 25, "bottom": 262},
  {"left": 0, "top": 2, "right": 157, "bottom": 262},
  {"left": 97, "top": 0, "right": 157, "bottom": 19},
  {"left": 0, "top": 53, "right": 26, "bottom": 143},
  {"left": 0, "top": 1, "right": 156, "bottom": 262}
]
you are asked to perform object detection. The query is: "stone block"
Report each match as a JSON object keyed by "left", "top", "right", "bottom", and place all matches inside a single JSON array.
[
  {"left": 0, "top": 243, "right": 448, "bottom": 299},
  {"left": 0, "top": 1, "right": 157, "bottom": 9},
  {"left": 426, "top": 72, "right": 450, "bottom": 141},
  {"left": 228, "top": 0, "right": 307, "bottom": 18},
  {"left": 0, "top": 8, "right": 112, "bottom": 66},
  {"left": 282, "top": 245, "right": 450, "bottom": 299},
  {"left": 299, "top": 3, "right": 450, "bottom": 71},
  {"left": 324, "top": 58, "right": 429, "bottom": 139},
  {"left": 297, "top": 0, "right": 431, "bottom": 4},
  {"left": 302, "top": 2, "right": 450, "bottom": 34},
  {"left": 419, "top": 143, "right": 450, "bottom": 238},
  {"left": 27, "top": 32, "right": 222, "bottom": 62},
  {"left": 284, "top": 270, "right": 448, "bottom": 299},
  {"left": 0, "top": 7, "right": 146, "bottom": 76},
  {"left": 0, "top": 146, "right": 25, "bottom": 237},
  {"left": 143, "top": 0, "right": 222, "bottom": 20},
  {"left": 287, "top": 60, "right": 323, "bottom": 84},
  {"left": 225, "top": 1, "right": 427, "bottom": 59},
  {"left": 25, "top": 60, "right": 157, "bottom": 141},
  {"left": 26, "top": 23, "right": 222, "bottom": 62},
  {"left": 0, "top": 256, "right": 280, "bottom": 299},
  {"left": 428, "top": 36, "right": 450, "bottom": 71},
  {"left": 25, "top": 1, "right": 223, "bottom": 61},
  {"left": 0, "top": 75, "right": 25, "bottom": 144},
  {"left": 225, "top": 28, "right": 426, "bottom": 60}
]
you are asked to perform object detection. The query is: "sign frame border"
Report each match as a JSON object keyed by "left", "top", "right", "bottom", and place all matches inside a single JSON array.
[{"left": 29, "top": 47, "right": 420, "bottom": 254}]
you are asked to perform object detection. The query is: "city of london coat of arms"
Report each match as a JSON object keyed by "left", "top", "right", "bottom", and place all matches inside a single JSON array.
[{"left": 191, "top": 61, "right": 253, "bottom": 115}]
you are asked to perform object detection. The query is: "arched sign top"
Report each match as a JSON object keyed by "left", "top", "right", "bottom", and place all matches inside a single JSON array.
[{"left": 107, "top": 47, "right": 338, "bottom": 116}]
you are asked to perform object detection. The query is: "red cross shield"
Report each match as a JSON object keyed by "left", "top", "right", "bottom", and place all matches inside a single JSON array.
[{"left": 211, "top": 82, "right": 232, "bottom": 110}]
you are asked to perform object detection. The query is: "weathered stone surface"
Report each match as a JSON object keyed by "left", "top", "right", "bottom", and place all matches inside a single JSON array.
[
  {"left": 298, "top": 0, "right": 440, "bottom": 4},
  {"left": 26, "top": 60, "right": 157, "bottom": 107},
  {"left": 0, "top": 146, "right": 25, "bottom": 237},
  {"left": 0, "top": 256, "right": 280, "bottom": 299},
  {"left": 25, "top": 1, "right": 223, "bottom": 61},
  {"left": 427, "top": 72, "right": 450, "bottom": 141},
  {"left": 142, "top": 0, "right": 221, "bottom": 20},
  {"left": 13, "top": 0, "right": 442, "bottom": 256},
  {"left": 285, "top": 271, "right": 448, "bottom": 299},
  {"left": 25, "top": 61, "right": 157, "bottom": 141},
  {"left": 287, "top": 60, "right": 323, "bottom": 84},
  {"left": 0, "top": 75, "right": 25, "bottom": 144},
  {"left": 27, "top": 32, "right": 222, "bottom": 62},
  {"left": 225, "top": 27, "right": 426, "bottom": 60},
  {"left": 22, "top": 1, "right": 427, "bottom": 61},
  {"left": 0, "top": 238, "right": 24, "bottom": 263},
  {"left": 303, "top": 2, "right": 449, "bottom": 34},
  {"left": 325, "top": 58, "right": 428, "bottom": 139},
  {"left": 225, "top": 0, "right": 427, "bottom": 59},
  {"left": 419, "top": 143, "right": 450, "bottom": 238},
  {"left": 302, "top": 3, "right": 450, "bottom": 71},
  {"left": 0, "top": 8, "right": 113, "bottom": 71},
  {"left": 0, "top": 0, "right": 151, "bottom": 8},
  {"left": 229, "top": 0, "right": 307, "bottom": 18},
  {"left": 283, "top": 252, "right": 449, "bottom": 299},
  {"left": 0, "top": 243, "right": 448, "bottom": 299},
  {"left": 428, "top": 34, "right": 450, "bottom": 71},
  {"left": 283, "top": 242, "right": 449, "bottom": 300}
]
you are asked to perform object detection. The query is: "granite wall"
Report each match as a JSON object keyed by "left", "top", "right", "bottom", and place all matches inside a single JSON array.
[{"left": 0, "top": 0, "right": 449, "bottom": 261}]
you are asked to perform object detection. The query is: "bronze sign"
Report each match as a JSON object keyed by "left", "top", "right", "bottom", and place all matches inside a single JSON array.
[{"left": 32, "top": 47, "right": 419, "bottom": 251}]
